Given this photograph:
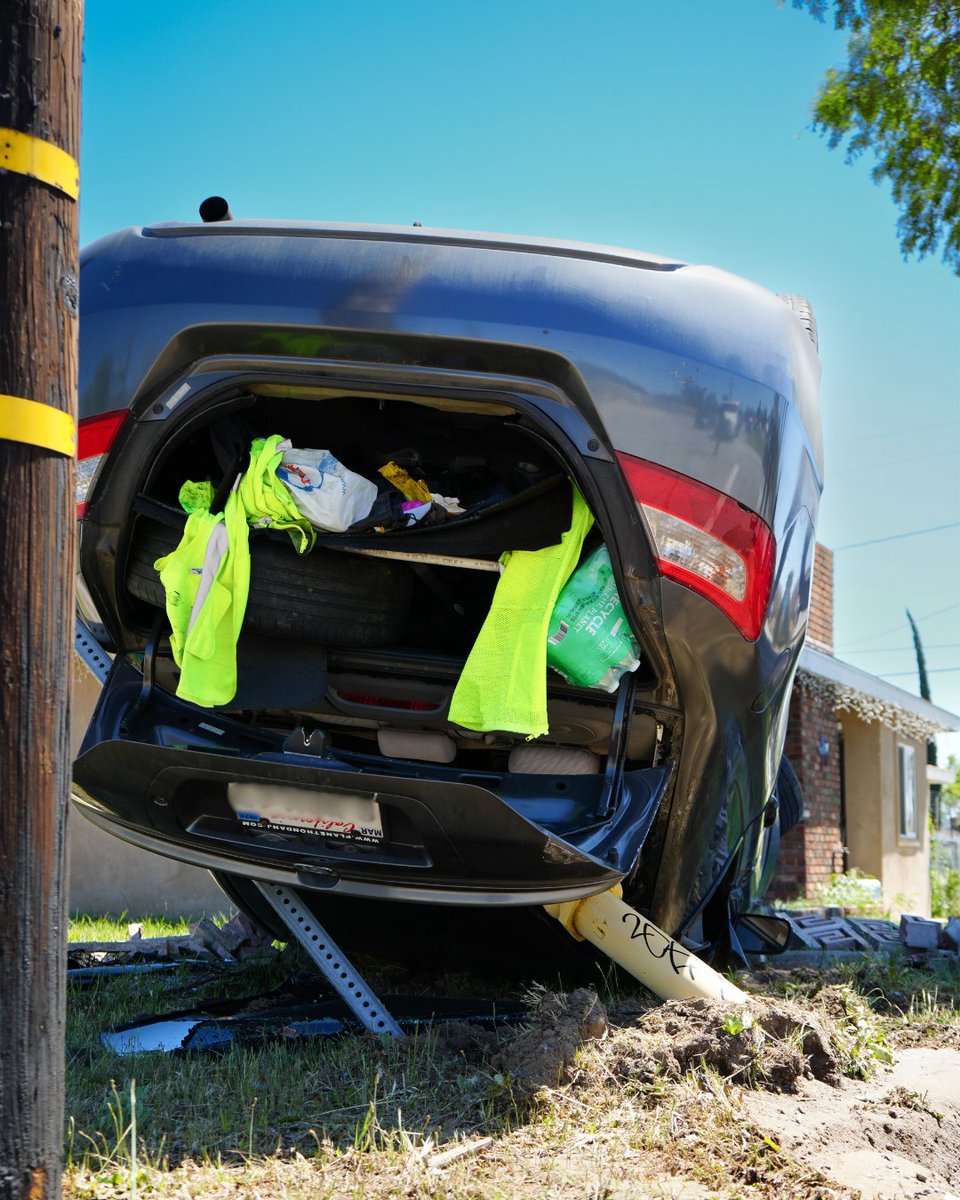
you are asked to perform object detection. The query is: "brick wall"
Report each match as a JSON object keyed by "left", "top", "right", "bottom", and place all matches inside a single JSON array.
[
  {"left": 807, "top": 543, "right": 834, "bottom": 654},
  {"left": 768, "top": 541, "right": 844, "bottom": 901},
  {"left": 769, "top": 680, "right": 845, "bottom": 901}
]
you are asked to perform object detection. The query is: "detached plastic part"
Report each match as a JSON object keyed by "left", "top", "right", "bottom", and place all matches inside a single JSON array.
[
  {"left": 102, "top": 993, "right": 528, "bottom": 1055},
  {"left": 545, "top": 888, "right": 748, "bottom": 1004}
]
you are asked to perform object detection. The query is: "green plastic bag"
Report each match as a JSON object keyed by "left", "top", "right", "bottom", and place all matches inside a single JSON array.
[{"left": 546, "top": 545, "right": 641, "bottom": 692}]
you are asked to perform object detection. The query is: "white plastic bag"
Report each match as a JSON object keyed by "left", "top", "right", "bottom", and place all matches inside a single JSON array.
[{"left": 277, "top": 448, "right": 378, "bottom": 533}]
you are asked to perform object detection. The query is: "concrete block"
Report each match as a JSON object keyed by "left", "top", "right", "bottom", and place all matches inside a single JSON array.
[
  {"left": 941, "top": 916, "right": 960, "bottom": 952},
  {"left": 789, "top": 914, "right": 869, "bottom": 951},
  {"left": 847, "top": 918, "right": 901, "bottom": 950},
  {"left": 898, "top": 914, "right": 942, "bottom": 950}
]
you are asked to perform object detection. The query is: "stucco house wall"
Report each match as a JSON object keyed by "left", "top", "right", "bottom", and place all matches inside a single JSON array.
[
  {"left": 841, "top": 713, "right": 929, "bottom": 916},
  {"left": 69, "top": 660, "right": 226, "bottom": 918}
]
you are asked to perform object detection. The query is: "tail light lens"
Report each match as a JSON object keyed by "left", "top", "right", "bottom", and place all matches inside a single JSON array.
[
  {"left": 616, "top": 452, "right": 775, "bottom": 641},
  {"left": 76, "top": 410, "right": 126, "bottom": 517}
]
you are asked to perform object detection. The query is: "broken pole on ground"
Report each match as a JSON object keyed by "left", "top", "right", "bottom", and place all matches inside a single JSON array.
[{"left": 0, "top": 2, "right": 83, "bottom": 1197}]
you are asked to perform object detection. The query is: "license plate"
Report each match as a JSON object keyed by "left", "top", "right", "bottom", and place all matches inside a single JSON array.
[{"left": 228, "top": 783, "right": 384, "bottom": 844}]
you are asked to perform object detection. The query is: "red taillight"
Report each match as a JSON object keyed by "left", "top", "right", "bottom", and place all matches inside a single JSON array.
[
  {"left": 76, "top": 409, "right": 126, "bottom": 517},
  {"left": 616, "top": 452, "right": 775, "bottom": 641}
]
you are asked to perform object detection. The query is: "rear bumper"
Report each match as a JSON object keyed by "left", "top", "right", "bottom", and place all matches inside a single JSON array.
[{"left": 73, "top": 658, "right": 671, "bottom": 907}]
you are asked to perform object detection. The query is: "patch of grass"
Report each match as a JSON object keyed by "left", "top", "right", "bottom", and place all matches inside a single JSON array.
[
  {"left": 720, "top": 1009, "right": 755, "bottom": 1037},
  {"left": 902, "top": 984, "right": 960, "bottom": 1026},
  {"left": 783, "top": 869, "right": 884, "bottom": 917},
  {"left": 63, "top": 936, "right": 960, "bottom": 1199},
  {"left": 65, "top": 948, "right": 522, "bottom": 1195},
  {"left": 69, "top": 912, "right": 203, "bottom": 941},
  {"left": 823, "top": 986, "right": 892, "bottom": 1077},
  {"left": 745, "top": 953, "right": 960, "bottom": 1058},
  {"left": 930, "top": 864, "right": 960, "bottom": 918}
]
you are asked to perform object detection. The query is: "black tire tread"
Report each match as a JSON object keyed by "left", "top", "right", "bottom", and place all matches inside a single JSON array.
[{"left": 126, "top": 521, "right": 413, "bottom": 647}]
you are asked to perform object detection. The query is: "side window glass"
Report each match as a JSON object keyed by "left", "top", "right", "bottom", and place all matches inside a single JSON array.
[{"left": 898, "top": 743, "right": 917, "bottom": 839}]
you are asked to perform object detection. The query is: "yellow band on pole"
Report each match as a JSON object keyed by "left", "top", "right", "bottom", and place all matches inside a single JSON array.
[
  {"left": 0, "top": 127, "right": 79, "bottom": 200},
  {"left": 0, "top": 394, "right": 76, "bottom": 457}
]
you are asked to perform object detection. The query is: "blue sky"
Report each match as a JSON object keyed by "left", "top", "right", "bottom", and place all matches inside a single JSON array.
[{"left": 80, "top": 0, "right": 960, "bottom": 756}]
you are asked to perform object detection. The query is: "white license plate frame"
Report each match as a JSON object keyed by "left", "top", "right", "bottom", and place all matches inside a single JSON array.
[{"left": 227, "top": 782, "right": 385, "bottom": 844}]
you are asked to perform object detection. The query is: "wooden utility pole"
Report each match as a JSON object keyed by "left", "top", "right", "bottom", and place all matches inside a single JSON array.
[{"left": 0, "top": 3, "right": 83, "bottom": 1197}]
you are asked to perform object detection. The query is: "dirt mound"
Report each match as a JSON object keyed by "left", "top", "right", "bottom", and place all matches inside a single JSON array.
[
  {"left": 491, "top": 987, "right": 608, "bottom": 1097},
  {"left": 605, "top": 995, "right": 840, "bottom": 1092},
  {"left": 432, "top": 1019, "right": 500, "bottom": 1059},
  {"left": 494, "top": 987, "right": 858, "bottom": 1099}
]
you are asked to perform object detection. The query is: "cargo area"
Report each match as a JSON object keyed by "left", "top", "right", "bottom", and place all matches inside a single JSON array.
[{"left": 112, "top": 387, "right": 662, "bottom": 775}]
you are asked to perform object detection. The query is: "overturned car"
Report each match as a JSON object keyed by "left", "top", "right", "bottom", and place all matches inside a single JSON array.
[{"left": 73, "top": 208, "right": 821, "bottom": 964}]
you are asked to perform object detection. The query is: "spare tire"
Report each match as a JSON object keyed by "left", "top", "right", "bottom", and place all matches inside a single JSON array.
[{"left": 126, "top": 520, "right": 414, "bottom": 647}]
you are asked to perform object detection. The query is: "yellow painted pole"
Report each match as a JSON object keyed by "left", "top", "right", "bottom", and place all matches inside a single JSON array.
[{"left": 545, "top": 889, "right": 748, "bottom": 1004}]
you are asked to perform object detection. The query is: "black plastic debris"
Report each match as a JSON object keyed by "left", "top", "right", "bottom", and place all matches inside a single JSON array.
[
  {"left": 102, "top": 993, "right": 528, "bottom": 1055},
  {"left": 68, "top": 960, "right": 209, "bottom": 986}
]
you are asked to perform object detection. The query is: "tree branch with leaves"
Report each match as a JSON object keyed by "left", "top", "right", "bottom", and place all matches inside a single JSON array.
[{"left": 792, "top": 0, "right": 960, "bottom": 274}]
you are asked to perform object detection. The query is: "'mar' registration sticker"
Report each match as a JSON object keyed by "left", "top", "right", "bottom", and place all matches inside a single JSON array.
[{"left": 227, "top": 782, "right": 384, "bottom": 844}]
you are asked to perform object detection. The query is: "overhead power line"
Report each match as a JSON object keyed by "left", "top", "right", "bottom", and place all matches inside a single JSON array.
[
  {"left": 832, "top": 521, "right": 960, "bottom": 552},
  {"left": 837, "top": 601, "right": 960, "bottom": 649},
  {"left": 831, "top": 417, "right": 960, "bottom": 446},
  {"left": 881, "top": 667, "right": 960, "bottom": 677},
  {"left": 833, "top": 448, "right": 960, "bottom": 474},
  {"left": 846, "top": 643, "right": 960, "bottom": 655}
]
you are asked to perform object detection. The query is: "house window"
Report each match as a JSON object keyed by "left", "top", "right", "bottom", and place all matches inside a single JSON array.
[{"left": 898, "top": 743, "right": 917, "bottom": 839}]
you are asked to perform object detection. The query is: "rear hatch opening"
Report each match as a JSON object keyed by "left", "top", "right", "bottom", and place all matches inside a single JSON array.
[{"left": 99, "top": 384, "right": 667, "bottom": 774}]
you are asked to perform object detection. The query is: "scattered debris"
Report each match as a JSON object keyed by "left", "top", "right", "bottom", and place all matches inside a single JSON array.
[
  {"left": 762, "top": 910, "right": 960, "bottom": 966},
  {"left": 427, "top": 1136, "right": 494, "bottom": 1170},
  {"left": 787, "top": 913, "right": 871, "bottom": 952},
  {"left": 189, "top": 911, "right": 276, "bottom": 962},
  {"left": 899, "top": 915, "right": 942, "bottom": 951},
  {"left": 67, "top": 934, "right": 198, "bottom": 967},
  {"left": 67, "top": 910, "right": 276, "bottom": 972},
  {"left": 66, "top": 941, "right": 960, "bottom": 1199},
  {"left": 68, "top": 961, "right": 205, "bottom": 985},
  {"left": 101, "top": 989, "right": 528, "bottom": 1055}
]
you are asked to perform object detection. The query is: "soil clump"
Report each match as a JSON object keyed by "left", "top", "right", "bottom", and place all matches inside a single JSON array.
[{"left": 490, "top": 987, "right": 608, "bottom": 1097}]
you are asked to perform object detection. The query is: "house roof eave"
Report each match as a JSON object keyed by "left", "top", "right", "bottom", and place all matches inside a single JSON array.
[{"left": 797, "top": 644, "right": 960, "bottom": 738}]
